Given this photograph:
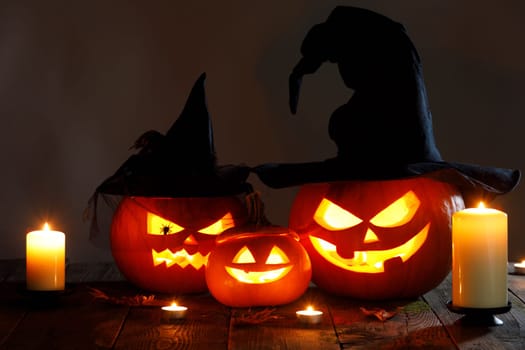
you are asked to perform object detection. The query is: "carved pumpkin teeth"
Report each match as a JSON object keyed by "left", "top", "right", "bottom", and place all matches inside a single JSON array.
[
  {"left": 152, "top": 248, "right": 209, "bottom": 269},
  {"left": 224, "top": 266, "right": 293, "bottom": 284},
  {"left": 309, "top": 223, "right": 430, "bottom": 273}
]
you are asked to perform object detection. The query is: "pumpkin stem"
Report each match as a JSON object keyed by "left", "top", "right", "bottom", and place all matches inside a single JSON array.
[{"left": 245, "top": 191, "right": 272, "bottom": 227}]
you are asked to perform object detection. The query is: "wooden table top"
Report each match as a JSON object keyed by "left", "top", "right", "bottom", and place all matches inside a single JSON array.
[{"left": 1, "top": 259, "right": 524, "bottom": 350}]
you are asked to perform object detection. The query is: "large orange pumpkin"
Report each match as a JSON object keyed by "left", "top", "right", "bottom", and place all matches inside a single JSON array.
[
  {"left": 205, "top": 225, "right": 312, "bottom": 307},
  {"left": 111, "top": 195, "right": 248, "bottom": 294},
  {"left": 289, "top": 176, "right": 464, "bottom": 300}
]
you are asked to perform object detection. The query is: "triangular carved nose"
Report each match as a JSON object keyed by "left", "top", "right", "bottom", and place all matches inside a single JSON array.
[
  {"left": 363, "top": 229, "right": 379, "bottom": 243},
  {"left": 184, "top": 234, "right": 198, "bottom": 245}
]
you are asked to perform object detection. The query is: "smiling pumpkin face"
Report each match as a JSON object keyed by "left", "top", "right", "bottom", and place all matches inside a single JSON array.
[
  {"left": 289, "top": 177, "right": 464, "bottom": 300},
  {"left": 205, "top": 226, "right": 312, "bottom": 307},
  {"left": 110, "top": 196, "right": 248, "bottom": 294},
  {"left": 224, "top": 243, "right": 293, "bottom": 284}
]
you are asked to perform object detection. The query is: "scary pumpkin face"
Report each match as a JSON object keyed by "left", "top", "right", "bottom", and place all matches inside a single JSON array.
[
  {"left": 205, "top": 226, "right": 312, "bottom": 307},
  {"left": 110, "top": 196, "right": 248, "bottom": 294},
  {"left": 289, "top": 177, "right": 464, "bottom": 300}
]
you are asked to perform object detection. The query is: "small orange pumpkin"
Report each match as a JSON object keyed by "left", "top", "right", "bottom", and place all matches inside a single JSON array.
[
  {"left": 206, "top": 193, "right": 311, "bottom": 307},
  {"left": 205, "top": 225, "right": 311, "bottom": 307},
  {"left": 289, "top": 176, "right": 464, "bottom": 300}
]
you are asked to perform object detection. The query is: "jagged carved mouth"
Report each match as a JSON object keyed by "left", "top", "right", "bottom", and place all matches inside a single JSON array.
[
  {"left": 224, "top": 266, "right": 293, "bottom": 284},
  {"left": 309, "top": 223, "right": 429, "bottom": 273},
  {"left": 152, "top": 249, "right": 209, "bottom": 269}
]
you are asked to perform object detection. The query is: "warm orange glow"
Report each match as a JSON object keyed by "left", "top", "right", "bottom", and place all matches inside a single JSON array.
[
  {"left": 363, "top": 229, "right": 379, "bottom": 243},
  {"left": 152, "top": 248, "right": 209, "bottom": 269},
  {"left": 225, "top": 266, "right": 293, "bottom": 284},
  {"left": 296, "top": 305, "right": 323, "bottom": 322},
  {"left": 297, "top": 305, "right": 322, "bottom": 315},
  {"left": 314, "top": 198, "right": 362, "bottom": 230},
  {"left": 265, "top": 246, "right": 290, "bottom": 264},
  {"left": 147, "top": 213, "right": 184, "bottom": 235},
  {"left": 515, "top": 260, "right": 525, "bottom": 268},
  {"left": 478, "top": 202, "right": 485, "bottom": 209},
  {"left": 232, "top": 246, "right": 256, "bottom": 264},
  {"left": 161, "top": 302, "right": 188, "bottom": 315},
  {"left": 26, "top": 223, "right": 65, "bottom": 291},
  {"left": 370, "top": 191, "right": 420, "bottom": 227},
  {"left": 226, "top": 245, "right": 293, "bottom": 284},
  {"left": 147, "top": 212, "right": 235, "bottom": 236},
  {"left": 198, "top": 212, "right": 235, "bottom": 235},
  {"left": 314, "top": 191, "right": 420, "bottom": 231},
  {"left": 309, "top": 223, "right": 430, "bottom": 273},
  {"left": 183, "top": 234, "right": 198, "bottom": 245}
]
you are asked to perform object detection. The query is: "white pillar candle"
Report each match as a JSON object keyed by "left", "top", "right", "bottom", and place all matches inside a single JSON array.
[
  {"left": 452, "top": 203, "right": 508, "bottom": 308},
  {"left": 26, "top": 223, "right": 65, "bottom": 291}
]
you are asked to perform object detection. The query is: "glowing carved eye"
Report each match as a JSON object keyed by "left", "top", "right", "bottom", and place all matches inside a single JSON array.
[
  {"left": 147, "top": 212, "right": 184, "bottom": 235},
  {"left": 232, "top": 246, "right": 256, "bottom": 264},
  {"left": 314, "top": 198, "right": 363, "bottom": 231},
  {"left": 198, "top": 212, "right": 235, "bottom": 235},
  {"left": 370, "top": 191, "right": 420, "bottom": 227},
  {"left": 265, "top": 246, "right": 290, "bottom": 264}
]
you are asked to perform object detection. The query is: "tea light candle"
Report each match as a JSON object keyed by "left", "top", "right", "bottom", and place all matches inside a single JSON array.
[
  {"left": 452, "top": 203, "right": 508, "bottom": 308},
  {"left": 26, "top": 223, "right": 65, "bottom": 291},
  {"left": 161, "top": 302, "right": 188, "bottom": 320},
  {"left": 513, "top": 260, "right": 525, "bottom": 275},
  {"left": 296, "top": 306, "right": 323, "bottom": 324}
]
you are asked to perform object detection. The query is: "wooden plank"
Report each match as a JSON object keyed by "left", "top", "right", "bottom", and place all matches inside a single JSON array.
[
  {"left": 423, "top": 274, "right": 525, "bottom": 350},
  {"left": 1, "top": 260, "right": 524, "bottom": 349},
  {"left": 0, "top": 282, "right": 129, "bottom": 349},
  {"left": 401, "top": 299, "right": 457, "bottom": 349},
  {"left": 228, "top": 287, "right": 340, "bottom": 350},
  {"left": 114, "top": 293, "right": 230, "bottom": 350},
  {"left": 0, "top": 282, "right": 27, "bottom": 348},
  {"left": 327, "top": 292, "right": 455, "bottom": 349},
  {"left": 508, "top": 273, "right": 525, "bottom": 303}
]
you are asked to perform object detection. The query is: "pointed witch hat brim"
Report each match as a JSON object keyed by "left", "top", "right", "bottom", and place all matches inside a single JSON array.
[
  {"left": 93, "top": 72, "right": 252, "bottom": 198},
  {"left": 253, "top": 159, "right": 520, "bottom": 206},
  {"left": 252, "top": 6, "right": 520, "bottom": 205}
]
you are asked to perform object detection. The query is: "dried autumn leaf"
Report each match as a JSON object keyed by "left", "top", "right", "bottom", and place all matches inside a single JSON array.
[
  {"left": 360, "top": 306, "right": 398, "bottom": 321},
  {"left": 89, "top": 287, "right": 157, "bottom": 306}
]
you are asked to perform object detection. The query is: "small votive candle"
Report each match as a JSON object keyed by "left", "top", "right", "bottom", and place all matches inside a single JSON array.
[
  {"left": 161, "top": 302, "right": 188, "bottom": 321},
  {"left": 514, "top": 260, "right": 525, "bottom": 275},
  {"left": 296, "top": 306, "right": 323, "bottom": 324},
  {"left": 26, "top": 223, "right": 65, "bottom": 291}
]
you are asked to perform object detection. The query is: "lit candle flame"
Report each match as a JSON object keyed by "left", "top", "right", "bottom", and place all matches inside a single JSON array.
[
  {"left": 297, "top": 305, "right": 323, "bottom": 323},
  {"left": 170, "top": 302, "right": 178, "bottom": 307},
  {"left": 478, "top": 202, "right": 485, "bottom": 209},
  {"left": 43, "top": 222, "right": 50, "bottom": 231}
]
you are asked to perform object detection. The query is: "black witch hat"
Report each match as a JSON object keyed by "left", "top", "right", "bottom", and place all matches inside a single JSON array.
[
  {"left": 253, "top": 6, "right": 519, "bottom": 205},
  {"left": 86, "top": 73, "right": 252, "bottom": 232}
]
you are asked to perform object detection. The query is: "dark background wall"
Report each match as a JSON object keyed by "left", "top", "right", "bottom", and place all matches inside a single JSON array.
[{"left": 1, "top": 0, "right": 523, "bottom": 262}]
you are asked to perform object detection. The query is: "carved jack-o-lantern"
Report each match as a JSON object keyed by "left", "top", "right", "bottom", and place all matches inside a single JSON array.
[
  {"left": 289, "top": 177, "right": 464, "bottom": 300},
  {"left": 205, "top": 226, "right": 312, "bottom": 307},
  {"left": 111, "top": 196, "right": 248, "bottom": 294}
]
